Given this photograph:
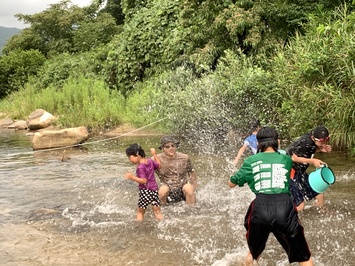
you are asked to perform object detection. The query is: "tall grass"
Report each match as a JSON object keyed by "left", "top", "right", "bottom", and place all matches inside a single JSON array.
[
  {"left": 123, "top": 81, "right": 169, "bottom": 133},
  {"left": 0, "top": 76, "right": 125, "bottom": 131},
  {"left": 271, "top": 5, "right": 355, "bottom": 151}
]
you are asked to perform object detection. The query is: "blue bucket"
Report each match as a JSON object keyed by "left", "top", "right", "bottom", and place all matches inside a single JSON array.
[{"left": 309, "top": 166, "right": 336, "bottom": 193}]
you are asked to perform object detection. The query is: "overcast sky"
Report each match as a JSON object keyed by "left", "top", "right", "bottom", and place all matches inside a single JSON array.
[{"left": 0, "top": 0, "right": 92, "bottom": 29}]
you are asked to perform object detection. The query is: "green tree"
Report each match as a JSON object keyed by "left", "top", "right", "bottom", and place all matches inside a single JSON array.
[
  {"left": 103, "top": 0, "right": 184, "bottom": 96},
  {"left": 3, "top": 0, "right": 118, "bottom": 57},
  {"left": 97, "top": 0, "right": 125, "bottom": 25},
  {"left": 33, "top": 45, "right": 109, "bottom": 90},
  {"left": 73, "top": 12, "right": 121, "bottom": 52},
  {"left": 6, "top": 1, "right": 85, "bottom": 56},
  {"left": 0, "top": 49, "right": 45, "bottom": 98},
  {"left": 121, "top": 0, "right": 149, "bottom": 17}
]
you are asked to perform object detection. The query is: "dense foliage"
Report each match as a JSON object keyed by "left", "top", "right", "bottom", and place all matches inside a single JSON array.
[
  {"left": 0, "top": 49, "right": 45, "bottom": 98},
  {"left": 1, "top": 0, "right": 355, "bottom": 153},
  {"left": 272, "top": 4, "right": 355, "bottom": 150}
]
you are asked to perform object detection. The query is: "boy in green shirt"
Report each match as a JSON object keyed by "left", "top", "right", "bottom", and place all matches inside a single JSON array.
[{"left": 229, "top": 126, "right": 313, "bottom": 266}]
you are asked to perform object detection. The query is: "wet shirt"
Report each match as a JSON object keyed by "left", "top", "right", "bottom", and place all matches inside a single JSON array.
[
  {"left": 286, "top": 132, "right": 316, "bottom": 173},
  {"left": 230, "top": 152, "right": 292, "bottom": 195},
  {"left": 244, "top": 134, "right": 258, "bottom": 154},
  {"left": 155, "top": 152, "right": 193, "bottom": 190},
  {"left": 136, "top": 158, "right": 160, "bottom": 191}
]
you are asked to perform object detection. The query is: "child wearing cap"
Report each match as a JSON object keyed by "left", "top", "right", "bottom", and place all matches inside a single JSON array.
[
  {"left": 229, "top": 127, "right": 314, "bottom": 265},
  {"left": 124, "top": 143, "right": 163, "bottom": 221},
  {"left": 286, "top": 125, "right": 332, "bottom": 211}
]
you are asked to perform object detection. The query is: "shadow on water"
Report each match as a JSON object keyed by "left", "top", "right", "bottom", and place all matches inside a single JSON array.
[{"left": 0, "top": 129, "right": 354, "bottom": 265}]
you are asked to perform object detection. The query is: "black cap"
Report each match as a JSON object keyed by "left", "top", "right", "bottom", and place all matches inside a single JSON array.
[{"left": 312, "top": 126, "right": 329, "bottom": 139}]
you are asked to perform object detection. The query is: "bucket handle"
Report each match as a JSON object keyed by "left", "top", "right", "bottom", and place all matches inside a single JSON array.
[{"left": 318, "top": 164, "right": 336, "bottom": 185}]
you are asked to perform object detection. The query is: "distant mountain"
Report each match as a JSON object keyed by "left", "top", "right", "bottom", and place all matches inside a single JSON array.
[{"left": 0, "top": 26, "right": 22, "bottom": 54}]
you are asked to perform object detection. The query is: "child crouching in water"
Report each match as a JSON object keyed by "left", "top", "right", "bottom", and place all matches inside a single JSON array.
[{"left": 125, "top": 143, "right": 163, "bottom": 221}]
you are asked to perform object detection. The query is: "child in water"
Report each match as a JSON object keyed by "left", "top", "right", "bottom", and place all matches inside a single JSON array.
[
  {"left": 229, "top": 127, "right": 313, "bottom": 265},
  {"left": 124, "top": 143, "right": 163, "bottom": 221},
  {"left": 233, "top": 119, "right": 261, "bottom": 166}
]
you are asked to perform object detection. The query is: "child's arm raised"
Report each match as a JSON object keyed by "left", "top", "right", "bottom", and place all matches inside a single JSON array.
[{"left": 150, "top": 148, "right": 161, "bottom": 168}]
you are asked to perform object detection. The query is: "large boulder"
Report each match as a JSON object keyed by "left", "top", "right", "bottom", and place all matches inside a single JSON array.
[
  {"left": 32, "top": 126, "right": 89, "bottom": 150},
  {"left": 27, "top": 109, "right": 57, "bottom": 130}
]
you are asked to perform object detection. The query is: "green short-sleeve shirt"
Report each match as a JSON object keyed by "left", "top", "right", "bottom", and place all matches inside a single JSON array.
[{"left": 230, "top": 152, "right": 292, "bottom": 195}]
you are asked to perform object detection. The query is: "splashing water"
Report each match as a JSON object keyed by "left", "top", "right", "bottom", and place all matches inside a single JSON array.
[{"left": 0, "top": 130, "right": 354, "bottom": 265}]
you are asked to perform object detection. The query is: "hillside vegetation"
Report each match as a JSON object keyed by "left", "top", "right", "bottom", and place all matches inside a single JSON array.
[{"left": 0, "top": 0, "right": 354, "bottom": 154}]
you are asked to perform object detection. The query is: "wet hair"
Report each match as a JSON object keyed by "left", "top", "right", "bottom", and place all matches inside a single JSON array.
[
  {"left": 256, "top": 126, "right": 279, "bottom": 152},
  {"left": 125, "top": 143, "right": 145, "bottom": 158},
  {"left": 312, "top": 125, "right": 329, "bottom": 139},
  {"left": 249, "top": 119, "right": 261, "bottom": 131}
]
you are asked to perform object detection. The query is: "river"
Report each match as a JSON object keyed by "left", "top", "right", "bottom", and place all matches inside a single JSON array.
[{"left": 0, "top": 129, "right": 354, "bottom": 265}]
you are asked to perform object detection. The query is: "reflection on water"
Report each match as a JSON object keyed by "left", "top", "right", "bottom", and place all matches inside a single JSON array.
[{"left": 0, "top": 129, "right": 354, "bottom": 265}]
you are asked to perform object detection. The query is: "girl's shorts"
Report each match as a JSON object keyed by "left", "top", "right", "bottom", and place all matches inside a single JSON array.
[{"left": 138, "top": 189, "right": 160, "bottom": 209}]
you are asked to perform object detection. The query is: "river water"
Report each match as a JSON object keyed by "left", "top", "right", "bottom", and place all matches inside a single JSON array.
[{"left": 0, "top": 129, "right": 354, "bottom": 265}]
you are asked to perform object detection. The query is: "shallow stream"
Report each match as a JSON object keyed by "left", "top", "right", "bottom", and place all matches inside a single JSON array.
[{"left": 1, "top": 129, "right": 354, "bottom": 265}]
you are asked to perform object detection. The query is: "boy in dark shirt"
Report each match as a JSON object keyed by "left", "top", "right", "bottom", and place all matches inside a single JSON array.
[{"left": 286, "top": 125, "right": 332, "bottom": 211}]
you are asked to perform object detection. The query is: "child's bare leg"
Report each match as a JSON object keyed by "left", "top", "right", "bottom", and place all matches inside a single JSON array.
[
  {"left": 315, "top": 193, "right": 324, "bottom": 208},
  {"left": 152, "top": 206, "right": 163, "bottom": 220},
  {"left": 136, "top": 208, "right": 145, "bottom": 221},
  {"left": 158, "top": 185, "right": 169, "bottom": 205},
  {"left": 245, "top": 251, "right": 256, "bottom": 266},
  {"left": 299, "top": 257, "right": 313, "bottom": 266},
  {"left": 296, "top": 202, "right": 305, "bottom": 212}
]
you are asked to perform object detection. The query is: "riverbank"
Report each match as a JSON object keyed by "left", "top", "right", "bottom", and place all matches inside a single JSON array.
[
  {"left": 102, "top": 123, "right": 165, "bottom": 137},
  {"left": 0, "top": 118, "right": 165, "bottom": 138},
  {"left": 0, "top": 111, "right": 167, "bottom": 139}
]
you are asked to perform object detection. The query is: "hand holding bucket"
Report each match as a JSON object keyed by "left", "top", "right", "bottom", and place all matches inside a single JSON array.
[{"left": 309, "top": 165, "right": 336, "bottom": 193}]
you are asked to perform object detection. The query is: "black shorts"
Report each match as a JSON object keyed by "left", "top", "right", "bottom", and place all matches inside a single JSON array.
[
  {"left": 167, "top": 187, "right": 186, "bottom": 203},
  {"left": 290, "top": 171, "right": 319, "bottom": 206},
  {"left": 244, "top": 193, "right": 311, "bottom": 263}
]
